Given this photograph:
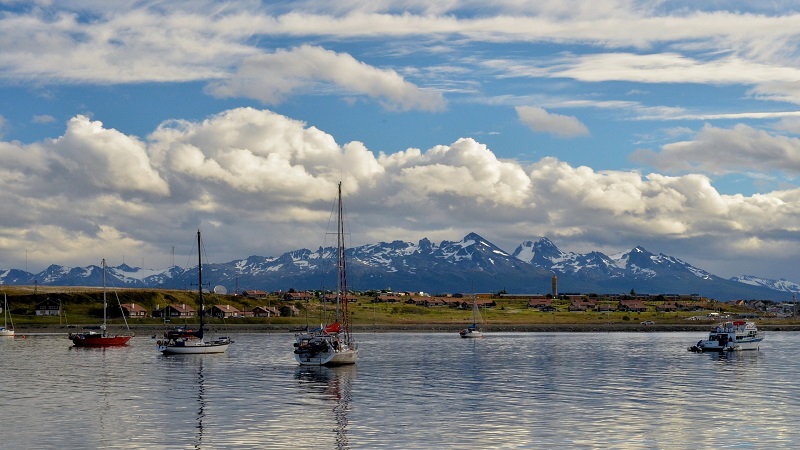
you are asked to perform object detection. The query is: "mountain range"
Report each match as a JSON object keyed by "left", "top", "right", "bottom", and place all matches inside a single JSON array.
[{"left": 1, "top": 233, "right": 798, "bottom": 301}]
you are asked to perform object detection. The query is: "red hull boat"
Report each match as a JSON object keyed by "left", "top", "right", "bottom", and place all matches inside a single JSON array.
[
  {"left": 71, "top": 331, "right": 131, "bottom": 347},
  {"left": 69, "top": 259, "right": 133, "bottom": 348}
]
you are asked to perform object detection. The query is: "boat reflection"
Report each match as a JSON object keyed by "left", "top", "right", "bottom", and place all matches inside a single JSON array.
[
  {"left": 709, "top": 348, "right": 762, "bottom": 364},
  {"left": 294, "top": 365, "right": 355, "bottom": 449},
  {"left": 196, "top": 358, "right": 205, "bottom": 449}
]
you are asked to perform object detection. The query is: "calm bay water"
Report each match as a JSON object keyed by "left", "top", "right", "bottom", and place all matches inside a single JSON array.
[{"left": 1, "top": 330, "right": 798, "bottom": 449}]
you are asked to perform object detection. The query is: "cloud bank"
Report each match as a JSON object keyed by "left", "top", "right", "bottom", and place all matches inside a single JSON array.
[{"left": 1, "top": 108, "right": 799, "bottom": 281}]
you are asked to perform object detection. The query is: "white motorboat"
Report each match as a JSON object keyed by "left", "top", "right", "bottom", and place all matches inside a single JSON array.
[
  {"left": 688, "top": 320, "right": 764, "bottom": 352},
  {"left": 294, "top": 182, "right": 358, "bottom": 366}
]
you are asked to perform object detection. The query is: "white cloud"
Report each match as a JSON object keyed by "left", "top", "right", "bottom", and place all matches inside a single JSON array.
[
  {"left": 773, "top": 117, "right": 800, "bottom": 134},
  {"left": 631, "top": 123, "right": 800, "bottom": 175},
  {"left": 3, "top": 4, "right": 800, "bottom": 105},
  {"left": 0, "top": 115, "right": 168, "bottom": 199},
  {"left": 32, "top": 114, "right": 56, "bottom": 124},
  {"left": 1, "top": 107, "right": 799, "bottom": 282},
  {"left": 206, "top": 45, "right": 446, "bottom": 111},
  {"left": 515, "top": 106, "right": 589, "bottom": 138},
  {"left": 552, "top": 53, "right": 800, "bottom": 85}
]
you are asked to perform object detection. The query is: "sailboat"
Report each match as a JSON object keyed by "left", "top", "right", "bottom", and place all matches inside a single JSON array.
[
  {"left": 158, "top": 230, "right": 233, "bottom": 354},
  {"left": 69, "top": 259, "right": 132, "bottom": 346},
  {"left": 459, "top": 295, "right": 484, "bottom": 338},
  {"left": 293, "top": 182, "right": 358, "bottom": 366},
  {"left": 1, "top": 293, "right": 15, "bottom": 337}
]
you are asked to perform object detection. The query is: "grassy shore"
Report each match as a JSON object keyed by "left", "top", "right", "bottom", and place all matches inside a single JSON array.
[{"left": 4, "top": 286, "right": 799, "bottom": 334}]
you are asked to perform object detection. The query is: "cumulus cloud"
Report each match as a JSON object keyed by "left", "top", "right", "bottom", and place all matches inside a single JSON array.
[
  {"left": 206, "top": 45, "right": 446, "bottom": 111},
  {"left": 1, "top": 107, "right": 799, "bottom": 282},
  {"left": 631, "top": 123, "right": 800, "bottom": 175},
  {"left": 0, "top": 115, "right": 168, "bottom": 199},
  {"left": 516, "top": 106, "right": 589, "bottom": 138},
  {"left": 148, "top": 107, "right": 385, "bottom": 203}
]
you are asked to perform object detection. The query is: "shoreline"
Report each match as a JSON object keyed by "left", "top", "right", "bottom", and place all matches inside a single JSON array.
[{"left": 11, "top": 322, "right": 800, "bottom": 334}]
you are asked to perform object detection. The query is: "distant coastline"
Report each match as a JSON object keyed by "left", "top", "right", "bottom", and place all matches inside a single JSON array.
[{"left": 11, "top": 322, "right": 800, "bottom": 335}]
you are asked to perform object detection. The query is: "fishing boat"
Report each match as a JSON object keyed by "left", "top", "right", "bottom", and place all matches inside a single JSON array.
[
  {"left": 158, "top": 230, "right": 233, "bottom": 354},
  {"left": 1, "top": 293, "right": 15, "bottom": 337},
  {"left": 688, "top": 320, "right": 764, "bottom": 352},
  {"left": 459, "top": 295, "right": 484, "bottom": 338},
  {"left": 69, "top": 259, "right": 132, "bottom": 346},
  {"left": 293, "top": 182, "right": 358, "bottom": 366}
]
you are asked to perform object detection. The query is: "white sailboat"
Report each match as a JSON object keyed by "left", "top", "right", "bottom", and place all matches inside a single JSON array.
[
  {"left": 293, "top": 182, "right": 358, "bottom": 366},
  {"left": 158, "top": 230, "right": 233, "bottom": 354},
  {"left": 459, "top": 295, "right": 484, "bottom": 338},
  {"left": 1, "top": 293, "right": 14, "bottom": 337}
]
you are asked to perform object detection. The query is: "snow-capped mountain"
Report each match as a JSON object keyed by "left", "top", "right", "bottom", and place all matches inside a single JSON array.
[
  {"left": 730, "top": 275, "right": 800, "bottom": 296},
  {"left": 0, "top": 234, "right": 796, "bottom": 301}
]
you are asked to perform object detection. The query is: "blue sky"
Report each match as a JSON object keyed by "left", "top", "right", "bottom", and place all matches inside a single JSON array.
[{"left": 1, "top": 1, "right": 800, "bottom": 288}]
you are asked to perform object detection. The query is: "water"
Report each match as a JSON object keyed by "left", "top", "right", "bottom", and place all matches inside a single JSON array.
[{"left": 1, "top": 331, "right": 798, "bottom": 449}]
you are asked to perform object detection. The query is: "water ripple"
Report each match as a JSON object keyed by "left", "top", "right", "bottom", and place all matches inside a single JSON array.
[{"left": 2, "top": 331, "right": 799, "bottom": 448}]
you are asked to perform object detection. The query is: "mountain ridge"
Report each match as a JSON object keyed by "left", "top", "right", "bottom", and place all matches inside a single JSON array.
[{"left": 1, "top": 234, "right": 797, "bottom": 301}]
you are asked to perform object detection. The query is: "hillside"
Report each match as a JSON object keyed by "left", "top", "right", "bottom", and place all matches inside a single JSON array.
[{"left": 2, "top": 234, "right": 799, "bottom": 301}]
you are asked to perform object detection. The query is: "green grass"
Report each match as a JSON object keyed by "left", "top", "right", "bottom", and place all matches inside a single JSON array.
[{"left": 2, "top": 287, "right": 795, "bottom": 326}]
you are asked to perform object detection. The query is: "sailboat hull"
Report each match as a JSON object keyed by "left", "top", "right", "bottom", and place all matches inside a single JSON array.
[
  {"left": 295, "top": 347, "right": 358, "bottom": 366},
  {"left": 328, "top": 348, "right": 358, "bottom": 365},
  {"left": 459, "top": 329, "right": 483, "bottom": 338},
  {"left": 0, "top": 328, "right": 15, "bottom": 337},
  {"left": 294, "top": 332, "right": 358, "bottom": 366},
  {"left": 70, "top": 333, "right": 131, "bottom": 346},
  {"left": 159, "top": 338, "right": 232, "bottom": 354}
]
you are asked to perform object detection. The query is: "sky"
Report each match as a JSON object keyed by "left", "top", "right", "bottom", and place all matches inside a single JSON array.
[{"left": 1, "top": 0, "right": 800, "bottom": 284}]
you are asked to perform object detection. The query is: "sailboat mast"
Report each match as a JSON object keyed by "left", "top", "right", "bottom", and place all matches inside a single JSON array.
[
  {"left": 336, "top": 182, "right": 352, "bottom": 345},
  {"left": 102, "top": 258, "right": 107, "bottom": 334},
  {"left": 198, "top": 229, "right": 204, "bottom": 330}
]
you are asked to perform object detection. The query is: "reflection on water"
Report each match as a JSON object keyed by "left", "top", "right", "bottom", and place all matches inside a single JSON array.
[
  {"left": 294, "top": 365, "right": 355, "bottom": 450},
  {"left": 196, "top": 358, "right": 205, "bottom": 449},
  {"left": 2, "top": 332, "right": 800, "bottom": 448}
]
